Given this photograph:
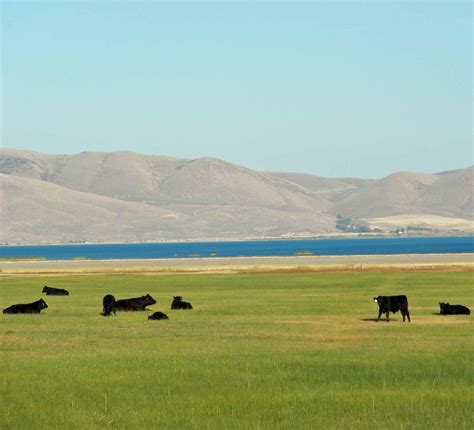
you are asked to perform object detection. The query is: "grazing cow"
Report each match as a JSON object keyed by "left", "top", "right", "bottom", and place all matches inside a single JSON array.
[
  {"left": 102, "top": 294, "right": 116, "bottom": 316},
  {"left": 171, "top": 296, "right": 193, "bottom": 310},
  {"left": 42, "top": 285, "right": 69, "bottom": 296},
  {"left": 114, "top": 294, "right": 156, "bottom": 312},
  {"left": 439, "top": 302, "right": 470, "bottom": 315},
  {"left": 373, "top": 295, "right": 410, "bottom": 322},
  {"left": 148, "top": 311, "right": 169, "bottom": 320},
  {"left": 3, "top": 299, "right": 48, "bottom": 314}
]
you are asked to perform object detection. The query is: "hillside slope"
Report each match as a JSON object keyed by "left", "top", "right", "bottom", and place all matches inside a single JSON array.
[
  {"left": 0, "top": 174, "right": 187, "bottom": 244},
  {"left": 329, "top": 169, "right": 473, "bottom": 220},
  {"left": 0, "top": 173, "right": 335, "bottom": 244},
  {"left": 0, "top": 148, "right": 472, "bottom": 244},
  {"left": 0, "top": 149, "right": 330, "bottom": 212}
]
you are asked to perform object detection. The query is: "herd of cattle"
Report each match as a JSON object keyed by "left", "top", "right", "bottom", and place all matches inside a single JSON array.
[
  {"left": 2, "top": 286, "right": 193, "bottom": 320},
  {"left": 2, "top": 286, "right": 471, "bottom": 320}
]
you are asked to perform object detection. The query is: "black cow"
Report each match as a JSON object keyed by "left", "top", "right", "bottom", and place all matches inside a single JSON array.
[
  {"left": 102, "top": 294, "right": 156, "bottom": 316},
  {"left": 114, "top": 294, "right": 156, "bottom": 312},
  {"left": 439, "top": 302, "right": 470, "bottom": 315},
  {"left": 102, "top": 294, "right": 116, "bottom": 316},
  {"left": 3, "top": 299, "right": 48, "bottom": 314},
  {"left": 373, "top": 295, "right": 410, "bottom": 322},
  {"left": 42, "top": 285, "right": 69, "bottom": 296},
  {"left": 148, "top": 311, "right": 169, "bottom": 320},
  {"left": 171, "top": 296, "right": 193, "bottom": 310}
]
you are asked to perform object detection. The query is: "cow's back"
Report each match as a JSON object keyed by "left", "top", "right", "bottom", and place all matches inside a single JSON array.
[
  {"left": 389, "top": 295, "right": 408, "bottom": 310},
  {"left": 114, "top": 295, "right": 154, "bottom": 311},
  {"left": 448, "top": 304, "right": 470, "bottom": 315},
  {"left": 3, "top": 304, "right": 21, "bottom": 314},
  {"left": 148, "top": 311, "right": 169, "bottom": 320},
  {"left": 43, "top": 286, "right": 69, "bottom": 296},
  {"left": 3, "top": 300, "right": 47, "bottom": 314}
]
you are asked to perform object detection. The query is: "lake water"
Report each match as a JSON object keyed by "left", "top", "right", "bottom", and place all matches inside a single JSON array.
[{"left": 0, "top": 236, "right": 473, "bottom": 260}]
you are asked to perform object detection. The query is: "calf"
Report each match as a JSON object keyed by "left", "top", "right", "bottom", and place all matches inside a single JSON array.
[
  {"left": 3, "top": 299, "right": 48, "bottom": 314},
  {"left": 114, "top": 294, "right": 156, "bottom": 312},
  {"left": 148, "top": 311, "right": 169, "bottom": 320},
  {"left": 171, "top": 296, "right": 193, "bottom": 310},
  {"left": 373, "top": 295, "right": 410, "bottom": 322},
  {"left": 439, "top": 302, "right": 470, "bottom": 315},
  {"left": 42, "top": 285, "right": 69, "bottom": 296},
  {"left": 102, "top": 294, "right": 116, "bottom": 316}
]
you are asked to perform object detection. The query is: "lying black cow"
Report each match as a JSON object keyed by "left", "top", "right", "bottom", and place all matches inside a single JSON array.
[
  {"left": 373, "top": 295, "right": 410, "bottom": 322},
  {"left": 171, "top": 296, "right": 193, "bottom": 310},
  {"left": 115, "top": 294, "right": 156, "bottom": 311},
  {"left": 102, "top": 294, "right": 156, "bottom": 316},
  {"left": 148, "top": 311, "right": 169, "bottom": 320},
  {"left": 439, "top": 302, "right": 470, "bottom": 315},
  {"left": 42, "top": 285, "right": 69, "bottom": 296},
  {"left": 3, "top": 299, "right": 48, "bottom": 314}
]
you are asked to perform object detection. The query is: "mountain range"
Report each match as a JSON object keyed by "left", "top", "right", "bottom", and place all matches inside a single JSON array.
[{"left": 1, "top": 148, "right": 472, "bottom": 244}]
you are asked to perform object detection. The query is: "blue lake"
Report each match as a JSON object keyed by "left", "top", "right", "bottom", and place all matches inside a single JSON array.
[{"left": 0, "top": 236, "right": 473, "bottom": 260}]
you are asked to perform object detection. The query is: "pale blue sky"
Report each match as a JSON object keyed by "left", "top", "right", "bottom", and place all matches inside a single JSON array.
[{"left": 2, "top": 1, "right": 472, "bottom": 178}]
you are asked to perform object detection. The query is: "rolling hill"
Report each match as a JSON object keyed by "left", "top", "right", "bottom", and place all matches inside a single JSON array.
[{"left": 0, "top": 148, "right": 472, "bottom": 244}]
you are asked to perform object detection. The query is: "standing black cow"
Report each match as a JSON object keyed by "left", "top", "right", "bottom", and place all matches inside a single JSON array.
[
  {"left": 3, "top": 299, "right": 48, "bottom": 314},
  {"left": 439, "top": 302, "right": 470, "bottom": 315},
  {"left": 148, "top": 311, "right": 169, "bottom": 320},
  {"left": 42, "top": 286, "right": 69, "bottom": 296},
  {"left": 102, "top": 294, "right": 116, "bottom": 316},
  {"left": 171, "top": 296, "right": 193, "bottom": 310},
  {"left": 373, "top": 295, "right": 410, "bottom": 322}
]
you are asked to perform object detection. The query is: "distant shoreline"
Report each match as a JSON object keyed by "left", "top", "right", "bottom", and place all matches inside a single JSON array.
[{"left": 1, "top": 231, "right": 472, "bottom": 247}]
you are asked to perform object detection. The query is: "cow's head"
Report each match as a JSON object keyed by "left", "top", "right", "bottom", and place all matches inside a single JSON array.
[
  {"left": 38, "top": 299, "right": 48, "bottom": 309},
  {"left": 42, "top": 286, "right": 48, "bottom": 292},
  {"left": 144, "top": 294, "right": 156, "bottom": 305},
  {"left": 373, "top": 296, "right": 389, "bottom": 308},
  {"left": 173, "top": 296, "right": 182, "bottom": 302}
]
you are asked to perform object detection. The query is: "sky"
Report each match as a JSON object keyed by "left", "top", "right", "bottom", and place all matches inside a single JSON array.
[{"left": 1, "top": 1, "right": 472, "bottom": 178}]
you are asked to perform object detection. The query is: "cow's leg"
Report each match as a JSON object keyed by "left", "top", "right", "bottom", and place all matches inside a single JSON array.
[
  {"left": 405, "top": 310, "right": 410, "bottom": 322},
  {"left": 377, "top": 309, "right": 382, "bottom": 321},
  {"left": 386, "top": 312, "right": 390, "bottom": 322}
]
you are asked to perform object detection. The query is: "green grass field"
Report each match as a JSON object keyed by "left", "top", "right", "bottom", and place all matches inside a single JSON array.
[{"left": 0, "top": 271, "right": 472, "bottom": 429}]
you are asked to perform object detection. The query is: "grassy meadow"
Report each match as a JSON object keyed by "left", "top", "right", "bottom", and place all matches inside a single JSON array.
[{"left": 0, "top": 271, "right": 472, "bottom": 429}]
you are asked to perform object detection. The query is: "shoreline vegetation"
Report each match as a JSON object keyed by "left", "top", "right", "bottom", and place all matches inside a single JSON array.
[
  {"left": 1, "top": 253, "right": 473, "bottom": 275},
  {"left": 0, "top": 257, "right": 47, "bottom": 261}
]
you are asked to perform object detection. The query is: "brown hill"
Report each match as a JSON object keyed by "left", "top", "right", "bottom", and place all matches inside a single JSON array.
[
  {"left": 0, "top": 174, "right": 187, "bottom": 244},
  {"left": 267, "top": 172, "right": 374, "bottom": 203},
  {"left": 328, "top": 168, "right": 473, "bottom": 220},
  {"left": 0, "top": 148, "right": 472, "bottom": 243},
  {"left": 417, "top": 167, "right": 473, "bottom": 218},
  {"left": 0, "top": 149, "right": 330, "bottom": 212},
  {"left": 330, "top": 171, "right": 440, "bottom": 218},
  {"left": 0, "top": 173, "right": 335, "bottom": 244}
]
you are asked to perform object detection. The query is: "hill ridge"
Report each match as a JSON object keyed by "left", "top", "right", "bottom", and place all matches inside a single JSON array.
[{"left": 0, "top": 148, "right": 472, "bottom": 244}]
